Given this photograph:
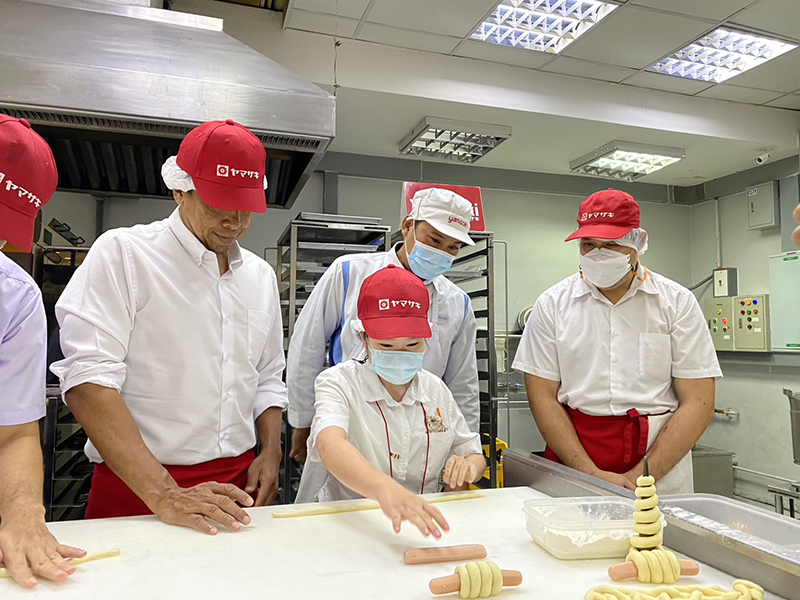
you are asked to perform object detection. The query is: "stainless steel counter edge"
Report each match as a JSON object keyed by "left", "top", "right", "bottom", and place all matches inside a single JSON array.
[{"left": 504, "top": 450, "right": 800, "bottom": 600}]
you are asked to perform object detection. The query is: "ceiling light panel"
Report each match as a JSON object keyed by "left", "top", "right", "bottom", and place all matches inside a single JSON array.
[
  {"left": 399, "top": 117, "right": 511, "bottom": 164},
  {"left": 471, "top": 0, "right": 618, "bottom": 54},
  {"left": 648, "top": 28, "right": 797, "bottom": 84},
  {"left": 570, "top": 141, "right": 684, "bottom": 181}
]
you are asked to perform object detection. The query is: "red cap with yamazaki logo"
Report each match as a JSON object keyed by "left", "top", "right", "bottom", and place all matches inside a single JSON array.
[
  {"left": 0, "top": 115, "right": 58, "bottom": 252},
  {"left": 565, "top": 188, "right": 640, "bottom": 241},
  {"left": 358, "top": 265, "right": 432, "bottom": 340},
  {"left": 176, "top": 119, "right": 267, "bottom": 213}
]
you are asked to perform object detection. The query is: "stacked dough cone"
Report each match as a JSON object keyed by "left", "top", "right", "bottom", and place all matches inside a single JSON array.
[{"left": 626, "top": 474, "right": 681, "bottom": 584}]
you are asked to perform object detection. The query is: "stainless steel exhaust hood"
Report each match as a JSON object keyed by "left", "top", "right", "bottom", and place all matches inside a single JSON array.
[{"left": 0, "top": 0, "right": 335, "bottom": 208}]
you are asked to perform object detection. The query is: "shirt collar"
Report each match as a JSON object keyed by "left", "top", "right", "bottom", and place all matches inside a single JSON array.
[
  {"left": 359, "top": 359, "right": 430, "bottom": 407},
  {"left": 169, "top": 207, "right": 244, "bottom": 272},
  {"left": 571, "top": 264, "right": 654, "bottom": 302}
]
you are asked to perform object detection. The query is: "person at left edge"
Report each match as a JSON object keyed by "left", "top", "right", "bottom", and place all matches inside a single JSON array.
[
  {"left": 0, "top": 115, "right": 86, "bottom": 588},
  {"left": 51, "top": 120, "right": 288, "bottom": 534}
]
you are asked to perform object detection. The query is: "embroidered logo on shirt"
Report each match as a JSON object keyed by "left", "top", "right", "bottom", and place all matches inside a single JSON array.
[{"left": 427, "top": 411, "right": 448, "bottom": 433}]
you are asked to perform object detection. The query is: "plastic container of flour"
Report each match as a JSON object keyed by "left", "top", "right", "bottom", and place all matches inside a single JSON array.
[{"left": 523, "top": 497, "right": 660, "bottom": 560}]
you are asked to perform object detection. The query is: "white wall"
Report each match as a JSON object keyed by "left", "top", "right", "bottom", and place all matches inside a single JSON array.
[{"left": 690, "top": 194, "right": 800, "bottom": 487}]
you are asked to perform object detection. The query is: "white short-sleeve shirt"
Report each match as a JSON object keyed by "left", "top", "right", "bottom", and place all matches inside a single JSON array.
[
  {"left": 513, "top": 266, "right": 721, "bottom": 416},
  {"left": 0, "top": 252, "right": 47, "bottom": 426},
  {"left": 308, "top": 359, "right": 482, "bottom": 502}
]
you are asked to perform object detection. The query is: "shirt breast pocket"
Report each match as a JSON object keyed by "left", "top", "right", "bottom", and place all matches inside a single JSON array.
[
  {"left": 639, "top": 332, "right": 672, "bottom": 383},
  {"left": 247, "top": 309, "right": 273, "bottom": 364}
]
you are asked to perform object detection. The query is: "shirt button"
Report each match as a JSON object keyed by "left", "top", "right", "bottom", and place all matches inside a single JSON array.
[
  {"left": 613, "top": 331, "right": 620, "bottom": 337},
  {"left": 224, "top": 317, "right": 230, "bottom": 325}
]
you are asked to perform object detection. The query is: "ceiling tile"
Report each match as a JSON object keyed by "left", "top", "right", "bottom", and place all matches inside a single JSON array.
[
  {"left": 452, "top": 40, "right": 555, "bottom": 69},
  {"left": 365, "top": 0, "right": 497, "bottom": 38},
  {"left": 561, "top": 6, "right": 714, "bottom": 69},
  {"left": 729, "top": 0, "right": 800, "bottom": 43},
  {"left": 286, "top": 9, "right": 359, "bottom": 37},
  {"left": 716, "top": 47, "right": 800, "bottom": 92},
  {"left": 696, "top": 85, "right": 785, "bottom": 104},
  {"left": 540, "top": 56, "right": 637, "bottom": 83},
  {"left": 357, "top": 23, "right": 462, "bottom": 54},
  {"left": 765, "top": 94, "right": 800, "bottom": 110},
  {"left": 629, "top": 0, "right": 754, "bottom": 21},
  {"left": 289, "top": 0, "right": 372, "bottom": 20},
  {"left": 624, "top": 71, "right": 715, "bottom": 94}
]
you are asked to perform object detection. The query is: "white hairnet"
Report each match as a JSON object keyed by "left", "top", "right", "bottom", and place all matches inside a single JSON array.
[
  {"left": 161, "top": 155, "right": 269, "bottom": 191},
  {"left": 599, "top": 228, "right": 648, "bottom": 255}
]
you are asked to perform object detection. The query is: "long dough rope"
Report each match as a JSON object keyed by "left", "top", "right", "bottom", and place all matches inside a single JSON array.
[
  {"left": 454, "top": 561, "right": 503, "bottom": 599},
  {"left": 586, "top": 579, "right": 765, "bottom": 600},
  {"left": 272, "top": 491, "right": 484, "bottom": 519},
  {"left": 626, "top": 474, "right": 680, "bottom": 584},
  {"left": 0, "top": 548, "right": 121, "bottom": 580}
]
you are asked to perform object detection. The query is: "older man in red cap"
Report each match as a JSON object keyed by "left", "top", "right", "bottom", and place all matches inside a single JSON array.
[
  {"left": 514, "top": 189, "right": 720, "bottom": 494},
  {"left": 51, "top": 120, "right": 288, "bottom": 533},
  {"left": 0, "top": 115, "right": 86, "bottom": 588}
]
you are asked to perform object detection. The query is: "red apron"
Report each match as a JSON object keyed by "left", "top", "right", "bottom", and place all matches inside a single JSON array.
[
  {"left": 544, "top": 406, "right": 654, "bottom": 474},
  {"left": 84, "top": 450, "right": 255, "bottom": 519}
]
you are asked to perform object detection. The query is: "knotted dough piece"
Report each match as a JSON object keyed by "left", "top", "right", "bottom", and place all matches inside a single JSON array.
[
  {"left": 454, "top": 561, "right": 503, "bottom": 599},
  {"left": 586, "top": 579, "right": 764, "bottom": 600}
]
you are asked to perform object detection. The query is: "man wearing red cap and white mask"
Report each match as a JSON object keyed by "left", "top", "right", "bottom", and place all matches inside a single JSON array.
[
  {"left": 52, "top": 120, "right": 288, "bottom": 533},
  {"left": 514, "top": 189, "right": 720, "bottom": 494},
  {"left": 288, "top": 187, "right": 480, "bottom": 503},
  {"left": 309, "top": 265, "right": 484, "bottom": 537},
  {"left": 0, "top": 115, "right": 86, "bottom": 587}
]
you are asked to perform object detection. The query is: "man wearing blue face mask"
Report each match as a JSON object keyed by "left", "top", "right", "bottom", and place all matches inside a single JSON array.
[
  {"left": 514, "top": 189, "right": 720, "bottom": 495},
  {"left": 287, "top": 188, "right": 480, "bottom": 503}
]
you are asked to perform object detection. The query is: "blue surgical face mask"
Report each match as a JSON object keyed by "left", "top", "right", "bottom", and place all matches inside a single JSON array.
[
  {"left": 369, "top": 348, "right": 424, "bottom": 385},
  {"left": 406, "top": 226, "right": 454, "bottom": 281}
]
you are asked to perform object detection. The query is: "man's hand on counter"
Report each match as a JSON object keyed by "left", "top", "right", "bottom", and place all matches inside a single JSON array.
[
  {"left": 290, "top": 428, "right": 311, "bottom": 464},
  {"left": 0, "top": 506, "right": 86, "bottom": 588},
  {"left": 590, "top": 468, "right": 636, "bottom": 491},
  {"left": 150, "top": 483, "right": 254, "bottom": 535},
  {"left": 245, "top": 451, "right": 280, "bottom": 506}
]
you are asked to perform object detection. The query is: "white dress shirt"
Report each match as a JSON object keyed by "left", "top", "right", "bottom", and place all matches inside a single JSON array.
[
  {"left": 287, "top": 245, "right": 480, "bottom": 432},
  {"left": 51, "top": 208, "right": 288, "bottom": 465},
  {"left": 513, "top": 266, "right": 721, "bottom": 416},
  {"left": 0, "top": 251, "right": 47, "bottom": 426},
  {"left": 308, "top": 359, "right": 482, "bottom": 502}
]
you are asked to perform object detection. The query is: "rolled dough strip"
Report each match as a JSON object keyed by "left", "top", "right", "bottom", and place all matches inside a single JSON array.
[
  {"left": 272, "top": 492, "right": 485, "bottom": 519},
  {"left": 608, "top": 559, "right": 700, "bottom": 582},
  {"left": 429, "top": 569, "right": 522, "bottom": 595},
  {"left": 0, "top": 548, "right": 121, "bottom": 580},
  {"left": 404, "top": 544, "right": 487, "bottom": 565}
]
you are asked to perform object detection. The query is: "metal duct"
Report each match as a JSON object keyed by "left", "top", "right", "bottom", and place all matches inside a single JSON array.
[{"left": 0, "top": 0, "right": 335, "bottom": 208}]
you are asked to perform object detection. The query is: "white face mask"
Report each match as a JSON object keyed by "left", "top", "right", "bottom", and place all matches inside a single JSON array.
[{"left": 580, "top": 247, "right": 632, "bottom": 289}]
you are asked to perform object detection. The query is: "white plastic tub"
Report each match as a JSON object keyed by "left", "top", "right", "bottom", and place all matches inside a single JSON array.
[{"left": 522, "top": 497, "right": 656, "bottom": 560}]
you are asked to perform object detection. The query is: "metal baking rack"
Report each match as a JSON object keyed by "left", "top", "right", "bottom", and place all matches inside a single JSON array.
[{"left": 275, "top": 214, "right": 392, "bottom": 503}]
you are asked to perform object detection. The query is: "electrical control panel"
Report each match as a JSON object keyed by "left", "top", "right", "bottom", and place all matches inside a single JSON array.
[
  {"left": 704, "top": 297, "right": 735, "bottom": 352},
  {"left": 733, "top": 295, "right": 770, "bottom": 352}
]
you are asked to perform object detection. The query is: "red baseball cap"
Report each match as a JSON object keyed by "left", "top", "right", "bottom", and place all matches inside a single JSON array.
[
  {"left": 565, "top": 189, "right": 640, "bottom": 242},
  {"left": 0, "top": 116, "right": 58, "bottom": 252},
  {"left": 176, "top": 119, "right": 267, "bottom": 213},
  {"left": 358, "top": 265, "right": 432, "bottom": 340}
]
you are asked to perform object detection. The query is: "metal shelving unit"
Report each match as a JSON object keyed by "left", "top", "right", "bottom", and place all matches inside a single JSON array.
[{"left": 276, "top": 213, "right": 392, "bottom": 503}]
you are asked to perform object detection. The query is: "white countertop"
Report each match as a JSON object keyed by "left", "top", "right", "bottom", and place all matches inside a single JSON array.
[{"left": 1, "top": 487, "right": 782, "bottom": 599}]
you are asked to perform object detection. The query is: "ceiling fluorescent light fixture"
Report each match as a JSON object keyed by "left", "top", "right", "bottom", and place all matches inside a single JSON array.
[
  {"left": 398, "top": 117, "right": 511, "bottom": 164},
  {"left": 471, "top": 0, "right": 617, "bottom": 54},
  {"left": 570, "top": 141, "right": 685, "bottom": 181},
  {"left": 648, "top": 28, "right": 797, "bottom": 83}
]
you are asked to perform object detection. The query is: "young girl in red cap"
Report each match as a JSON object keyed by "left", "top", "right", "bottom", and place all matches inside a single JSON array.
[{"left": 308, "top": 265, "right": 485, "bottom": 539}]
